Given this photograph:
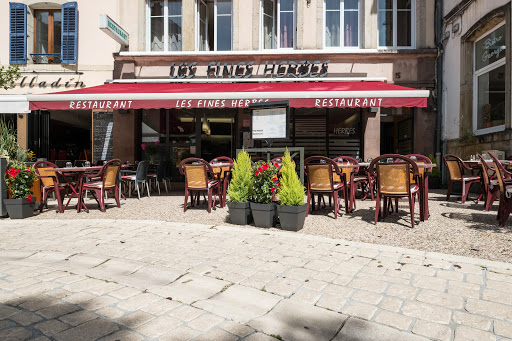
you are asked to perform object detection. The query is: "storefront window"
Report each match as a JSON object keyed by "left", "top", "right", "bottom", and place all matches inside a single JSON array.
[
  {"left": 148, "top": 0, "right": 182, "bottom": 51},
  {"left": 328, "top": 108, "right": 361, "bottom": 158},
  {"left": 378, "top": 0, "right": 414, "bottom": 48},
  {"left": 325, "top": 0, "right": 360, "bottom": 48},
  {"left": 198, "top": 0, "right": 232, "bottom": 51},
  {"left": 34, "top": 10, "right": 62, "bottom": 63},
  {"left": 262, "top": 0, "right": 295, "bottom": 49},
  {"left": 474, "top": 24, "right": 506, "bottom": 131}
]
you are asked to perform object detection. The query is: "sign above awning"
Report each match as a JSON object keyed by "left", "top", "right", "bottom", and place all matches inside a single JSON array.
[{"left": 28, "top": 82, "right": 429, "bottom": 111}]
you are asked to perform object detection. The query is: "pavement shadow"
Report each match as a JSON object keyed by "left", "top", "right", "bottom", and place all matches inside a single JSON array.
[{"left": 440, "top": 212, "right": 512, "bottom": 232}]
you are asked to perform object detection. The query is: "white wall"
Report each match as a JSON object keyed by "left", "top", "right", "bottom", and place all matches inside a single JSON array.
[{"left": 442, "top": 0, "right": 511, "bottom": 140}]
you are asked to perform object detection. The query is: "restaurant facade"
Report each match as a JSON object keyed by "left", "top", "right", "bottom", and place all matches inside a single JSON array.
[{"left": 4, "top": 0, "right": 437, "bottom": 169}]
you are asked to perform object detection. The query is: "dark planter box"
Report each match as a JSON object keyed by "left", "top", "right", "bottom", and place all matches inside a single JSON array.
[
  {"left": 5, "top": 197, "right": 36, "bottom": 219},
  {"left": 0, "top": 158, "right": 7, "bottom": 217},
  {"left": 250, "top": 202, "right": 277, "bottom": 228},
  {"left": 428, "top": 177, "right": 441, "bottom": 189},
  {"left": 277, "top": 203, "right": 308, "bottom": 232},
  {"left": 227, "top": 201, "right": 252, "bottom": 225}
]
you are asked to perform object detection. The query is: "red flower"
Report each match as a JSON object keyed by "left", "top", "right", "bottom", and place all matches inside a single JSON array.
[
  {"left": 141, "top": 143, "right": 147, "bottom": 150},
  {"left": 7, "top": 168, "right": 20, "bottom": 177},
  {"left": 274, "top": 162, "right": 279, "bottom": 168},
  {"left": 277, "top": 182, "right": 280, "bottom": 187},
  {"left": 262, "top": 164, "right": 269, "bottom": 170},
  {"left": 255, "top": 170, "right": 259, "bottom": 176},
  {"left": 258, "top": 167, "right": 262, "bottom": 172},
  {"left": 26, "top": 196, "right": 32, "bottom": 202},
  {"left": 272, "top": 175, "right": 278, "bottom": 181},
  {"left": 155, "top": 141, "right": 160, "bottom": 145},
  {"left": 270, "top": 187, "right": 275, "bottom": 192}
]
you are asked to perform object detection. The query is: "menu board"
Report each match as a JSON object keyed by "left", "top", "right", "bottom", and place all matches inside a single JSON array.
[
  {"left": 93, "top": 111, "right": 114, "bottom": 163},
  {"left": 251, "top": 107, "right": 288, "bottom": 139}
]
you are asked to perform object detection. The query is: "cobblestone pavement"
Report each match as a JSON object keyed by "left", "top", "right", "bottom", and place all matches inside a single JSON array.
[{"left": 0, "top": 219, "right": 511, "bottom": 341}]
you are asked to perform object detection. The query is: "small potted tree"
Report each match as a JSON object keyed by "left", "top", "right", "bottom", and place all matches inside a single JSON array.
[
  {"left": 227, "top": 149, "right": 253, "bottom": 225},
  {"left": 277, "top": 151, "right": 307, "bottom": 231},
  {"left": 4, "top": 161, "right": 37, "bottom": 219},
  {"left": 250, "top": 161, "right": 279, "bottom": 228}
]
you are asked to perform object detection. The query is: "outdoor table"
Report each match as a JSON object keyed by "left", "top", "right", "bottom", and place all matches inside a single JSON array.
[{"left": 53, "top": 166, "right": 102, "bottom": 212}]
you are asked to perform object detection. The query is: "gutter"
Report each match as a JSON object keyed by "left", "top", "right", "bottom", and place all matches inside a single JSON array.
[{"left": 435, "top": 0, "right": 444, "bottom": 179}]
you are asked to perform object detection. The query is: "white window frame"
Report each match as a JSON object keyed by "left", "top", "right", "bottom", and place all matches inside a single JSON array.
[
  {"left": 195, "top": 0, "right": 232, "bottom": 51},
  {"left": 377, "top": 0, "right": 416, "bottom": 49},
  {"left": 472, "top": 21, "right": 507, "bottom": 135},
  {"left": 146, "top": 0, "right": 183, "bottom": 52},
  {"left": 259, "top": 0, "right": 296, "bottom": 50},
  {"left": 322, "top": 0, "right": 362, "bottom": 49}
]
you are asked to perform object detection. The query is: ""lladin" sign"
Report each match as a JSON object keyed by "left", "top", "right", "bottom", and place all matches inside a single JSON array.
[
  {"left": 13, "top": 76, "right": 86, "bottom": 89},
  {"left": 169, "top": 60, "right": 330, "bottom": 79}
]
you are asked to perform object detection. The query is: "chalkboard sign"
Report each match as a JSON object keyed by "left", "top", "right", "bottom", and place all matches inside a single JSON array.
[{"left": 93, "top": 111, "right": 114, "bottom": 163}]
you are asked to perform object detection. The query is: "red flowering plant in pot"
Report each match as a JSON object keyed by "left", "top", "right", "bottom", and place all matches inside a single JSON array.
[
  {"left": 250, "top": 161, "right": 280, "bottom": 228},
  {"left": 4, "top": 161, "right": 38, "bottom": 219},
  {"left": 141, "top": 141, "right": 160, "bottom": 164}
]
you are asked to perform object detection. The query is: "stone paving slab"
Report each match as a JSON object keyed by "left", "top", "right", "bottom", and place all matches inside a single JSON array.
[{"left": 0, "top": 219, "right": 511, "bottom": 341}]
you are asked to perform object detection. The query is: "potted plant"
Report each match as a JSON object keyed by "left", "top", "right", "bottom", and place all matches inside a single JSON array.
[
  {"left": 277, "top": 151, "right": 307, "bottom": 231},
  {"left": 4, "top": 161, "right": 37, "bottom": 219},
  {"left": 141, "top": 141, "right": 160, "bottom": 164},
  {"left": 226, "top": 149, "right": 253, "bottom": 225},
  {"left": 250, "top": 160, "right": 279, "bottom": 228},
  {"left": 428, "top": 154, "right": 441, "bottom": 189}
]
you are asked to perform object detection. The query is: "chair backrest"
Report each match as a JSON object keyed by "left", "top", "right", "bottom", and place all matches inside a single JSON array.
[
  {"left": 369, "top": 154, "right": 419, "bottom": 195},
  {"left": 333, "top": 156, "right": 359, "bottom": 178},
  {"left": 444, "top": 154, "right": 464, "bottom": 180},
  {"left": 135, "top": 160, "right": 150, "bottom": 181},
  {"left": 271, "top": 156, "right": 296, "bottom": 174},
  {"left": 156, "top": 161, "right": 167, "bottom": 181},
  {"left": 100, "top": 159, "right": 122, "bottom": 188},
  {"left": 304, "top": 156, "right": 340, "bottom": 191},
  {"left": 478, "top": 153, "right": 493, "bottom": 190},
  {"left": 489, "top": 152, "right": 508, "bottom": 195},
  {"left": 180, "top": 158, "right": 213, "bottom": 190},
  {"left": 74, "top": 160, "right": 87, "bottom": 167},
  {"left": 34, "top": 160, "right": 60, "bottom": 187},
  {"left": 405, "top": 154, "right": 431, "bottom": 177},
  {"left": 210, "top": 156, "right": 234, "bottom": 180}
]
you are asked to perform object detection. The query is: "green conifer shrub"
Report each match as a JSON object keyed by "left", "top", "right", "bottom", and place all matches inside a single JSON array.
[
  {"left": 227, "top": 149, "right": 253, "bottom": 203},
  {"left": 278, "top": 150, "right": 305, "bottom": 206}
]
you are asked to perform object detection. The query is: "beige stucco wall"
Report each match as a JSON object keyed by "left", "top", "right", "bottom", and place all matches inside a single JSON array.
[{"left": 0, "top": 0, "right": 119, "bottom": 95}]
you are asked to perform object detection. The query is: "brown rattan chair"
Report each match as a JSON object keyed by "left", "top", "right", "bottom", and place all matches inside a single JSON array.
[
  {"left": 405, "top": 154, "right": 432, "bottom": 218},
  {"left": 443, "top": 154, "right": 481, "bottom": 204},
  {"left": 34, "top": 160, "right": 70, "bottom": 213},
  {"left": 489, "top": 153, "right": 512, "bottom": 226},
  {"left": 210, "top": 156, "right": 234, "bottom": 208},
  {"left": 369, "top": 154, "right": 420, "bottom": 228},
  {"left": 180, "top": 158, "right": 220, "bottom": 213},
  {"left": 305, "top": 156, "right": 348, "bottom": 219},
  {"left": 478, "top": 153, "right": 500, "bottom": 211},
  {"left": 271, "top": 156, "right": 296, "bottom": 176},
  {"left": 80, "top": 159, "right": 122, "bottom": 212},
  {"left": 332, "top": 156, "right": 370, "bottom": 212}
]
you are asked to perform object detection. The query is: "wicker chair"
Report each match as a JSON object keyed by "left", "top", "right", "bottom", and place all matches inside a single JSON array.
[
  {"left": 489, "top": 153, "right": 512, "bottom": 226},
  {"left": 369, "top": 154, "right": 420, "bottom": 228},
  {"left": 332, "top": 156, "right": 370, "bottom": 212},
  {"left": 210, "top": 156, "right": 234, "bottom": 208},
  {"left": 478, "top": 153, "right": 500, "bottom": 211},
  {"left": 34, "top": 160, "right": 70, "bottom": 213},
  {"left": 305, "top": 156, "right": 348, "bottom": 219},
  {"left": 180, "top": 158, "right": 220, "bottom": 213},
  {"left": 147, "top": 161, "right": 167, "bottom": 195},
  {"left": 405, "top": 154, "right": 432, "bottom": 218},
  {"left": 443, "top": 154, "right": 481, "bottom": 203},
  {"left": 80, "top": 159, "right": 122, "bottom": 212}
]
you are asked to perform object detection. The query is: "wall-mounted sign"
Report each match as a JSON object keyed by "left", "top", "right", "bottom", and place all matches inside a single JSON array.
[
  {"left": 99, "top": 14, "right": 129, "bottom": 47},
  {"left": 169, "top": 60, "right": 329, "bottom": 79},
  {"left": 250, "top": 101, "right": 290, "bottom": 140},
  {"left": 12, "top": 76, "right": 85, "bottom": 89}
]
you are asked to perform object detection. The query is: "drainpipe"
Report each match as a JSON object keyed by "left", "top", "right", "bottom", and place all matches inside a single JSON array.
[{"left": 435, "top": 0, "right": 444, "bottom": 177}]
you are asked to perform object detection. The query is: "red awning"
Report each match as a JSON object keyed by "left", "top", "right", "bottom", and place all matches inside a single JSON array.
[{"left": 28, "top": 81, "right": 429, "bottom": 111}]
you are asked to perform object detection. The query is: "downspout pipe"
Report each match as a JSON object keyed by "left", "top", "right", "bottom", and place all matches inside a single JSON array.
[{"left": 435, "top": 0, "right": 444, "bottom": 172}]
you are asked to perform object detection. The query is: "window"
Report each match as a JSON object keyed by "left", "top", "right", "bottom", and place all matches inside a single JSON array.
[
  {"left": 197, "top": 0, "right": 232, "bottom": 51},
  {"left": 148, "top": 0, "right": 182, "bottom": 51},
  {"left": 33, "top": 10, "right": 62, "bottom": 63},
  {"left": 378, "top": 0, "right": 414, "bottom": 48},
  {"left": 9, "top": 2, "right": 77, "bottom": 65},
  {"left": 324, "top": 0, "right": 360, "bottom": 48},
  {"left": 261, "top": 0, "right": 295, "bottom": 49},
  {"left": 474, "top": 23, "right": 507, "bottom": 132}
]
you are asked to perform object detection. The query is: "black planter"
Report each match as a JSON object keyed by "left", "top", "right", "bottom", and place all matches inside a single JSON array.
[
  {"left": 428, "top": 177, "right": 441, "bottom": 189},
  {"left": 250, "top": 202, "right": 277, "bottom": 228},
  {"left": 227, "top": 201, "right": 252, "bottom": 225},
  {"left": 4, "top": 197, "right": 36, "bottom": 219},
  {"left": 277, "top": 203, "right": 308, "bottom": 231}
]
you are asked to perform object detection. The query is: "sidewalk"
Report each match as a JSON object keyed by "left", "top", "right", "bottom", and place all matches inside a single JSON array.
[{"left": 0, "top": 219, "right": 511, "bottom": 341}]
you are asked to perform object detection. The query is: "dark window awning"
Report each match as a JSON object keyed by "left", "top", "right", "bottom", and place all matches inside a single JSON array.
[{"left": 28, "top": 81, "right": 429, "bottom": 111}]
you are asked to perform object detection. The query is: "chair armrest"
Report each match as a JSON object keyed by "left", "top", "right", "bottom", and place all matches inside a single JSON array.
[{"left": 121, "top": 170, "right": 137, "bottom": 174}]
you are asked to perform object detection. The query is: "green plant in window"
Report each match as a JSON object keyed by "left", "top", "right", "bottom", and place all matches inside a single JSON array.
[
  {"left": 227, "top": 149, "right": 253, "bottom": 203},
  {"left": 278, "top": 149, "right": 305, "bottom": 206}
]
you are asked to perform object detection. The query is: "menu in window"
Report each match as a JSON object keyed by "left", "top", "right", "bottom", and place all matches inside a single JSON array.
[{"left": 251, "top": 107, "right": 288, "bottom": 139}]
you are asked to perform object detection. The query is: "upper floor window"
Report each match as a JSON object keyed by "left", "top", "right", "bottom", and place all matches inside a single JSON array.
[
  {"left": 474, "top": 23, "right": 506, "bottom": 132},
  {"left": 324, "top": 0, "right": 360, "bottom": 48},
  {"left": 378, "top": 0, "right": 414, "bottom": 48},
  {"left": 198, "top": 0, "right": 232, "bottom": 51},
  {"left": 9, "top": 2, "right": 77, "bottom": 65},
  {"left": 148, "top": 0, "right": 182, "bottom": 51},
  {"left": 261, "top": 0, "right": 295, "bottom": 49}
]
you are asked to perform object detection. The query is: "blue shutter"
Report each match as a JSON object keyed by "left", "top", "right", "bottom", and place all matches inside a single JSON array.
[
  {"left": 9, "top": 2, "right": 27, "bottom": 64},
  {"left": 61, "top": 2, "right": 78, "bottom": 64}
]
